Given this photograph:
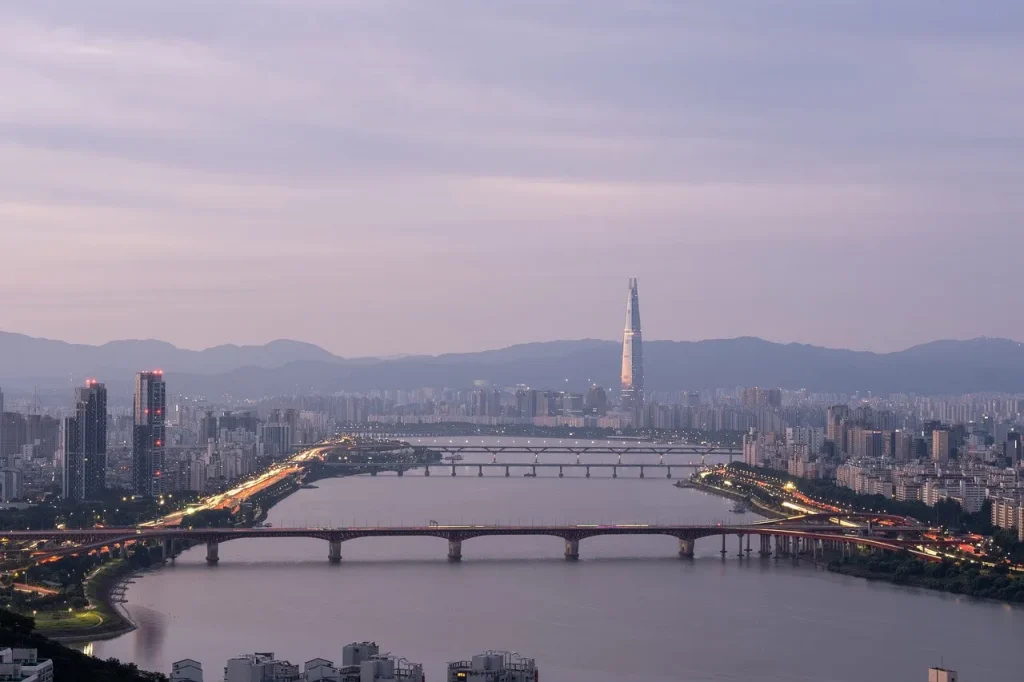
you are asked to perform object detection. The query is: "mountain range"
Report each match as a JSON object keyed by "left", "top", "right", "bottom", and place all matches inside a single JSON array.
[{"left": 1, "top": 331, "right": 1023, "bottom": 397}]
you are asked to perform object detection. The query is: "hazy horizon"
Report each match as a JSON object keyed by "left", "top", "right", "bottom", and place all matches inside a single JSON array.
[
  {"left": 2, "top": 327, "right": 1022, "bottom": 359},
  {"left": 3, "top": 2, "right": 1023, "bottom": 356}
]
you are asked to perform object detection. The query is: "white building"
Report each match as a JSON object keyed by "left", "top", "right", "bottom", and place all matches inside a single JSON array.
[
  {"left": 170, "top": 658, "right": 204, "bottom": 682},
  {"left": 742, "top": 429, "right": 761, "bottom": 466},
  {"left": 224, "top": 653, "right": 300, "bottom": 682},
  {"left": 447, "top": 652, "right": 537, "bottom": 682},
  {"left": 0, "top": 649, "right": 54, "bottom": 682}
]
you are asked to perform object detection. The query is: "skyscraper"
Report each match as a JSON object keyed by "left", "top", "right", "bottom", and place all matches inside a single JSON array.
[
  {"left": 620, "top": 277, "right": 644, "bottom": 414},
  {"left": 75, "top": 380, "right": 107, "bottom": 499},
  {"left": 133, "top": 370, "right": 167, "bottom": 497},
  {"left": 60, "top": 415, "right": 82, "bottom": 500}
]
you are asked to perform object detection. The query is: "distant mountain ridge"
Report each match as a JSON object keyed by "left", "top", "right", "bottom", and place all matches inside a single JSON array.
[{"left": 1, "top": 331, "right": 1023, "bottom": 396}]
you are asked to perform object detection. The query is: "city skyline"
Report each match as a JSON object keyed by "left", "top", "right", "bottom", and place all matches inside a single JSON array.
[{"left": 3, "top": 2, "right": 1024, "bottom": 356}]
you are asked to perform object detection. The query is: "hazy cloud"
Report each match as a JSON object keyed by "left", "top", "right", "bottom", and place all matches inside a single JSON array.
[{"left": 1, "top": 1, "right": 1022, "bottom": 355}]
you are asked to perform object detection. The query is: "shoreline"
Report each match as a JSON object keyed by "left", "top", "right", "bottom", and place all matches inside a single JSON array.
[
  {"left": 686, "top": 477, "right": 788, "bottom": 520},
  {"left": 67, "top": 466, "right": 309, "bottom": 644},
  {"left": 43, "top": 559, "right": 140, "bottom": 644}
]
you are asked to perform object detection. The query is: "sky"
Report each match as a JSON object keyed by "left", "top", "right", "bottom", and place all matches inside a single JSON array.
[{"left": 2, "top": 1, "right": 1023, "bottom": 357}]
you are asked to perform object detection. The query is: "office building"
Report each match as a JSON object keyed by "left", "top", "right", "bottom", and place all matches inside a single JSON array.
[
  {"left": 75, "top": 380, "right": 107, "bottom": 498},
  {"left": 447, "top": 652, "right": 537, "bottom": 682},
  {"left": 133, "top": 370, "right": 167, "bottom": 497},
  {"left": 620, "top": 277, "right": 644, "bottom": 415}
]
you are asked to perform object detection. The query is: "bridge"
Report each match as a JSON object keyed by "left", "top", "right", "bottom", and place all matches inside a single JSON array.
[
  {"left": 2, "top": 513, "right": 936, "bottom": 566},
  {"left": 396, "top": 444, "right": 740, "bottom": 462},
  {"left": 325, "top": 461, "right": 698, "bottom": 478}
]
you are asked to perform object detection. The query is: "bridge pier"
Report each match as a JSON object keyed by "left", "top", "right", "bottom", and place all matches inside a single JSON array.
[
  {"left": 505, "top": 465, "right": 510, "bottom": 477},
  {"left": 328, "top": 540, "right": 342, "bottom": 564},
  {"left": 532, "top": 465, "right": 537, "bottom": 476},
  {"left": 720, "top": 534, "right": 727, "bottom": 557},
  {"left": 559, "top": 465, "right": 564, "bottom": 478},
  {"left": 205, "top": 540, "right": 219, "bottom": 565},
  {"left": 759, "top": 535, "right": 770, "bottom": 557},
  {"left": 371, "top": 469, "right": 377, "bottom": 476},
  {"left": 425, "top": 466, "right": 430, "bottom": 476},
  {"left": 678, "top": 539, "right": 695, "bottom": 558},
  {"left": 451, "top": 465, "right": 456, "bottom": 477},
  {"left": 448, "top": 539, "right": 462, "bottom": 562},
  {"left": 737, "top": 534, "right": 744, "bottom": 558},
  {"left": 612, "top": 466, "right": 617, "bottom": 479},
  {"left": 639, "top": 466, "right": 644, "bottom": 479},
  {"left": 666, "top": 467, "right": 672, "bottom": 479},
  {"left": 745, "top": 533, "right": 752, "bottom": 556},
  {"left": 585, "top": 466, "right": 590, "bottom": 478},
  {"left": 478, "top": 465, "right": 483, "bottom": 477},
  {"left": 564, "top": 539, "right": 579, "bottom": 561},
  {"left": 162, "top": 537, "right": 172, "bottom": 563},
  {"left": 774, "top": 535, "right": 780, "bottom": 559}
]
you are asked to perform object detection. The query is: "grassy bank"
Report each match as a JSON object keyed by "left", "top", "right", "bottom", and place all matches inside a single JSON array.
[
  {"left": 33, "top": 558, "right": 139, "bottom": 643},
  {"left": 827, "top": 554, "right": 1024, "bottom": 603}
]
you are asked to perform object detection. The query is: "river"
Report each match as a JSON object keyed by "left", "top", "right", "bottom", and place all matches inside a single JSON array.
[{"left": 89, "top": 438, "right": 1024, "bottom": 681}]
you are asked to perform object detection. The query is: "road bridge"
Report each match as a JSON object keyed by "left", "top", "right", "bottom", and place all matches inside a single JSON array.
[
  {"left": 324, "top": 461, "right": 700, "bottom": 478},
  {"left": 407, "top": 444, "right": 740, "bottom": 459},
  {"left": 2, "top": 515, "right": 936, "bottom": 566}
]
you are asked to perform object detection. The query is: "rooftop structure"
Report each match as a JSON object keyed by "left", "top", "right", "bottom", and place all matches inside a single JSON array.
[
  {"left": 447, "top": 651, "right": 537, "bottom": 682},
  {"left": 928, "top": 667, "right": 958, "bottom": 682}
]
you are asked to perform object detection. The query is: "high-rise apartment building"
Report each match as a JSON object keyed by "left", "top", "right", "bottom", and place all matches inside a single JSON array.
[
  {"left": 75, "top": 380, "right": 107, "bottom": 498},
  {"left": 133, "top": 371, "right": 167, "bottom": 497},
  {"left": 931, "top": 429, "right": 950, "bottom": 464},
  {"left": 1006, "top": 431, "right": 1022, "bottom": 467},
  {"left": 60, "top": 415, "right": 82, "bottom": 500},
  {"left": 620, "top": 277, "right": 644, "bottom": 415}
]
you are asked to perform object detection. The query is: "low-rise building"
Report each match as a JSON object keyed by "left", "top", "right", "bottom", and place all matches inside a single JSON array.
[
  {"left": 171, "top": 658, "right": 204, "bottom": 681},
  {"left": 0, "top": 649, "right": 54, "bottom": 682},
  {"left": 447, "top": 652, "right": 537, "bottom": 682},
  {"left": 225, "top": 653, "right": 300, "bottom": 682}
]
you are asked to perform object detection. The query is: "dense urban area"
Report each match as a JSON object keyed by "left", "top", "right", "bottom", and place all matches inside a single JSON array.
[{"left": 0, "top": 282, "right": 1009, "bottom": 682}]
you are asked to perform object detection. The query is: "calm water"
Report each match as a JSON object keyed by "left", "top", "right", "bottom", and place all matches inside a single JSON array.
[{"left": 90, "top": 439, "right": 1024, "bottom": 681}]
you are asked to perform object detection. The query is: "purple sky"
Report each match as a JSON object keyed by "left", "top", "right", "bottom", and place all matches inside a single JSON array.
[{"left": 2, "top": 2, "right": 1023, "bottom": 357}]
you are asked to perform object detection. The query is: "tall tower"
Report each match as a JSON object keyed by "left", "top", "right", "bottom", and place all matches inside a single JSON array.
[
  {"left": 75, "top": 380, "right": 107, "bottom": 499},
  {"left": 133, "top": 370, "right": 167, "bottom": 497},
  {"left": 620, "top": 277, "right": 644, "bottom": 415}
]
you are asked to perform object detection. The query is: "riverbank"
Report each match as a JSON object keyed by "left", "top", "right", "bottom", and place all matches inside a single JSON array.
[
  {"left": 827, "top": 555, "right": 1024, "bottom": 603},
  {"left": 34, "top": 559, "right": 139, "bottom": 643},
  {"left": 686, "top": 477, "right": 788, "bottom": 519}
]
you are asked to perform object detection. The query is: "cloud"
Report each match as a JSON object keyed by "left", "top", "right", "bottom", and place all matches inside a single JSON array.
[{"left": 0, "top": 1, "right": 1022, "bottom": 354}]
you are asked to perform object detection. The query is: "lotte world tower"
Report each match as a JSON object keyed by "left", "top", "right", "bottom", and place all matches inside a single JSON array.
[{"left": 620, "top": 277, "right": 644, "bottom": 413}]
